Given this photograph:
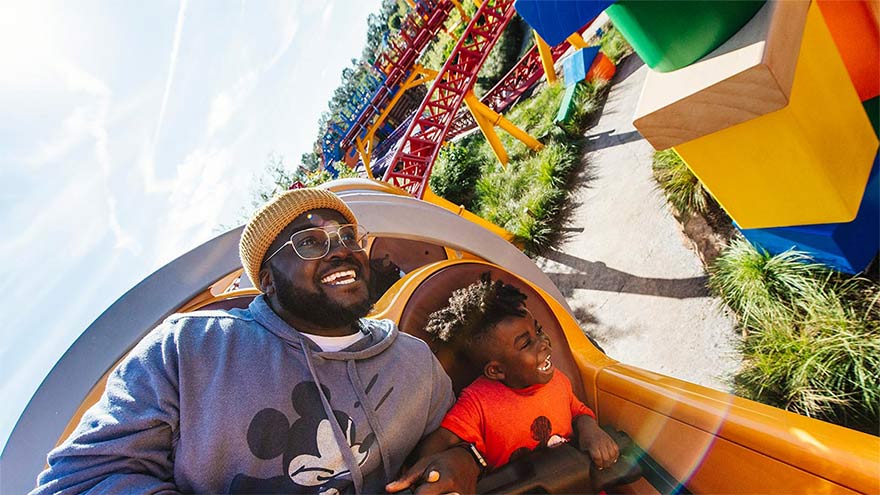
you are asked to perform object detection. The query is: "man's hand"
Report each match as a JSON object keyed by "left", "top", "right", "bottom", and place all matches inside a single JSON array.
[
  {"left": 575, "top": 415, "right": 619, "bottom": 470},
  {"left": 386, "top": 446, "right": 480, "bottom": 495}
]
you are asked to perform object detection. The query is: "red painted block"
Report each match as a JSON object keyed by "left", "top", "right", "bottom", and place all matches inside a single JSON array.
[
  {"left": 586, "top": 52, "right": 616, "bottom": 83},
  {"left": 817, "top": 0, "right": 880, "bottom": 101}
]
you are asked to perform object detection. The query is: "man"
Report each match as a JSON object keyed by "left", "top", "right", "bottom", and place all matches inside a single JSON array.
[{"left": 33, "top": 188, "right": 478, "bottom": 494}]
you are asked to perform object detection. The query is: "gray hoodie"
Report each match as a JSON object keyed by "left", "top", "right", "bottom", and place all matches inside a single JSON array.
[{"left": 34, "top": 295, "right": 454, "bottom": 494}]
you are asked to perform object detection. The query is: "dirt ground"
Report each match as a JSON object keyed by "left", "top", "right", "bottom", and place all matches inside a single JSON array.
[{"left": 536, "top": 55, "right": 741, "bottom": 392}]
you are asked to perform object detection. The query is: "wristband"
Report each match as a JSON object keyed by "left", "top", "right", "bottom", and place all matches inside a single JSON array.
[{"left": 453, "top": 442, "right": 488, "bottom": 476}]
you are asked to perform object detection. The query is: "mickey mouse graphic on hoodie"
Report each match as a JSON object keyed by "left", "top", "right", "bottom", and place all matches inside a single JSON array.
[{"left": 230, "top": 381, "right": 378, "bottom": 494}]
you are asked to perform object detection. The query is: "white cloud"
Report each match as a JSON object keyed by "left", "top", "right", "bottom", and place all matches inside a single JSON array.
[
  {"left": 24, "top": 63, "right": 111, "bottom": 168},
  {"left": 19, "top": 62, "right": 140, "bottom": 256},
  {"left": 137, "top": 145, "right": 174, "bottom": 194},
  {"left": 152, "top": 146, "right": 246, "bottom": 266},
  {"left": 154, "top": 0, "right": 188, "bottom": 147},
  {"left": 321, "top": 2, "right": 336, "bottom": 29},
  {"left": 0, "top": 3, "right": 61, "bottom": 88},
  {"left": 25, "top": 105, "right": 95, "bottom": 167},
  {"left": 107, "top": 197, "right": 141, "bottom": 254},
  {"left": 60, "top": 62, "right": 111, "bottom": 98},
  {"left": 207, "top": 72, "right": 257, "bottom": 137},
  {"left": 142, "top": 0, "right": 189, "bottom": 194},
  {"left": 207, "top": 3, "right": 300, "bottom": 138},
  {"left": 0, "top": 173, "right": 106, "bottom": 266},
  {"left": 268, "top": 4, "right": 300, "bottom": 68}
]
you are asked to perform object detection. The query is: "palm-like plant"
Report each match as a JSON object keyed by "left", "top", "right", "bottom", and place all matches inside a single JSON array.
[{"left": 710, "top": 238, "right": 880, "bottom": 432}]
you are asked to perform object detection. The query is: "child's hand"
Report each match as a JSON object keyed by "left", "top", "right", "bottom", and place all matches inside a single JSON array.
[{"left": 575, "top": 416, "right": 619, "bottom": 470}]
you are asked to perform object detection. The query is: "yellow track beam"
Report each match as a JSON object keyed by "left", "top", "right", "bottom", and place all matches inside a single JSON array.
[
  {"left": 566, "top": 32, "right": 589, "bottom": 49},
  {"left": 463, "top": 91, "right": 543, "bottom": 167},
  {"left": 403, "top": 0, "right": 416, "bottom": 8},
  {"left": 443, "top": 1, "right": 470, "bottom": 40},
  {"left": 356, "top": 65, "right": 438, "bottom": 177},
  {"left": 450, "top": 0, "right": 470, "bottom": 23},
  {"left": 534, "top": 31, "right": 557, "bottom": 84},
  {"left": 468, "top": 101, "right": 509, "bottom": 165}
]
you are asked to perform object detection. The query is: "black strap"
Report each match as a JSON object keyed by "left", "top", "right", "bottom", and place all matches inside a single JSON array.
[{"left": 452, "top": 441, "right": 488, "bottom": 477}]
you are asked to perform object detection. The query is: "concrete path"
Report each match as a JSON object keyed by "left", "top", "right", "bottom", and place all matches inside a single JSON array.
[{"left": 536, "top": 55, "right": 740, "bottom": 392}]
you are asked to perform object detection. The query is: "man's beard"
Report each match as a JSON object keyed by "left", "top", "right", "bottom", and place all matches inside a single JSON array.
[{"left": 270, "top": 265, "right": 373, "bottom": 329}]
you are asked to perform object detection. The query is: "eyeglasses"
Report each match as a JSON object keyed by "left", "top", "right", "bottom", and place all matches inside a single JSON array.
[{"left": 263, "top": 224, "right": 369, "bottom": 263}]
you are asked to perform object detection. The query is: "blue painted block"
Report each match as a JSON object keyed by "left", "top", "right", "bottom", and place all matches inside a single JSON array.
[
  {"left": 739, "top": 153, "right": 880, "bottom": 274},
  {"left": 562, "top": 47, "right": 600, "bottom": 87},
  {"left": 515, "top": 0, "right": 614, "bottom": 46}
]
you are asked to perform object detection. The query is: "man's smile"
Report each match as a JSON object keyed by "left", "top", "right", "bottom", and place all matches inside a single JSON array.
[{"left": 320, "top": 269, "right": 358, "bottom": 286}]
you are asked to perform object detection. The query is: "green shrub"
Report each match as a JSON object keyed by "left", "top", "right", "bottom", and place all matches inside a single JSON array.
[
  {"left": 429, "top": 140, "right": 489, "bottom": 209},
  {"left": 559, "top": 80, "right": 608, "bottom": 136},
  {"left": 710, "top": 240, "right": 823, "bottom": 327},
  {"left": 652, "top": 149, "right": 717, "bottom": 216},
  {"left": 599, "top": 23, "right": 633, "bottom": 64},
  {"left": 503, "top": 83, "right": 567, "bottom": 141},
  {"left": 303, "top": 163, "right": 360, "bottom": 187},
  {"left": 475, "top": 15, "right": 528, "bottom": 96},
  {"left": 710, "top": 238, "right": 880, "bottom": 432},
  {"left": 474, "top": 141, "right": 578, "bottom": 254}
]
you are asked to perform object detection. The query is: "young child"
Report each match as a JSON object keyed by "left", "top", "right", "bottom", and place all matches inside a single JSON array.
[{"left": 413, "top": 273, "right": 619, "bottom": 479}]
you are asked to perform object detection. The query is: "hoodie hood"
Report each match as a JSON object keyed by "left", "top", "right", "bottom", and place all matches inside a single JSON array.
[{"left": 248, "top": 294, "right": 397, "bottom": 360}]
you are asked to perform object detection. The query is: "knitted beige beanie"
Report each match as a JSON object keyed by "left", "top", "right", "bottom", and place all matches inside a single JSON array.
[{"left": 239, "top": 188, "right": 357, "bottom": 290}]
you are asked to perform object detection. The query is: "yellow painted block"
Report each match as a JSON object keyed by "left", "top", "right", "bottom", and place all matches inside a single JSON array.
[{"left": 675, "top": 2, "right": 879, "bottom": 229}]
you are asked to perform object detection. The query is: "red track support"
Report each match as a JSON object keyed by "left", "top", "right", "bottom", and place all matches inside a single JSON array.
[
  {"left": 383, "top": 0, "right": 518, "bottom": 198},
  {"left": 338, "top": 0, "right": 454, "bottom": 155}
]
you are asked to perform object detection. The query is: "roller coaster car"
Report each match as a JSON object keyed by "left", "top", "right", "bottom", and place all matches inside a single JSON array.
[{"left": 3, "top": 179, "right": 878, "bottom": 494}]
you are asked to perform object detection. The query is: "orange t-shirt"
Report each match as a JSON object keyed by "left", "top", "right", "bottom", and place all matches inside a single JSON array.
[{"left": 440, "top": 370, "right": 595, "bottom": 469}]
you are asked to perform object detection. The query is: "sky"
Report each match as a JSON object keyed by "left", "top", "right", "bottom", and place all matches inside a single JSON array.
[{"left": 0, "top": 0, "right": 383, "bottom": 450}]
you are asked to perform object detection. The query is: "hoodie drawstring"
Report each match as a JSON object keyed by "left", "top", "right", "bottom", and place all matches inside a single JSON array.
[
  {"left": 301, "top": 341, "right": 366, "bottom": 494},
  {"left": 347, "top": 360, "right": 394, "bottom": 481}
]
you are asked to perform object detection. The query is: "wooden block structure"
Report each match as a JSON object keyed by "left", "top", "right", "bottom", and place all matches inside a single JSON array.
[
  {"left": 605, "top": 0, "right": 766, "bottom": 72},
  {"left": 635, "top": 1, "right": 878, "bottom": 229},
  {"left": 816, "top": 0, "right": 879, "bottom": 102},
  {"left": 514, "top": 0, "right": 613, "bottom": 46},
  {"left": 739, "top": 153, "right": 879, "bottom": 274},
  {"left": 562, "top": 47, "right": 600, "bottom": 87}
]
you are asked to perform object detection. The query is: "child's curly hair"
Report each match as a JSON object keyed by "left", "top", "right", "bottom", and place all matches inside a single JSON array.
[{"left": 425, "top": 272, "right": 527, "bottom": 347}]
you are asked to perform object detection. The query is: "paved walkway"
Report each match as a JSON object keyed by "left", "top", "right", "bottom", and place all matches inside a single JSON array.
[{"left": 536, "top": 55, "right": 740, "bottom": 392}]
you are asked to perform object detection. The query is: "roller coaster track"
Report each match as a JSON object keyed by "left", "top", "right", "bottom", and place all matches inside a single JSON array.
[
  {"left": 322, "top": 0, "right": 454, "bottom": 166},
  {"left": 447, "top": 36, "right": 575, "bottom": 139},
  {"left": 383, "top": 0, "right": 517, "bottom": 197}
]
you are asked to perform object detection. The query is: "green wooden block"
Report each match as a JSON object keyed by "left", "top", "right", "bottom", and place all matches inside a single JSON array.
[
  {"left": 555, "top": 84, "right": 579, "bottom": 124},
  {"left": 607, "top": 0, "right": 765, "bottom": 72}
]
